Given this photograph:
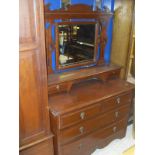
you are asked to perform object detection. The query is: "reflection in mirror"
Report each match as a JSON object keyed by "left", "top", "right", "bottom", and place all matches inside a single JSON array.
[{"left": 58, "top": 24, "right": 96, "bottom": 66}]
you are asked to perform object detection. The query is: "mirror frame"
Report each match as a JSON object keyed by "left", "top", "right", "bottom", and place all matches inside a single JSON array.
[
  {"left": 55, "top": 21, "right": 99, "bottom": 70},
  {"left": 44, "top": 3, "right": 113, "bottom": 74}
]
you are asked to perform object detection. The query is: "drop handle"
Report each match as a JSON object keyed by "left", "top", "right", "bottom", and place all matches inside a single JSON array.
[
  {"left": 115, "top": 111, "right": 119, "bottom": 118},
  {"left": 56, "top": 85, "right": 60, "bottom": 90},
  {"left": 113, "top": 126, "right": 117, "bottom": 133},
  {"left": 116, "top": 97, "right": 120, "bottom": 104},
  {"left": 79, "top": 126, "right": 84, "bottom": 134},
  {"left": 80, "top": 112, "right": 85, "bottom": 120}
]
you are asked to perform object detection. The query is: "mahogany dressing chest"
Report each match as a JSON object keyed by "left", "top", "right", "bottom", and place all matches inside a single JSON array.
[
  {"left": 44, "top": 3, "right": 134, "bottom": 155},
  {"left": 48, "top": 72, "right": 134, "bottom": 155},
  {"left": 19, "top": 1, "right": 134, "bottom": 155}
]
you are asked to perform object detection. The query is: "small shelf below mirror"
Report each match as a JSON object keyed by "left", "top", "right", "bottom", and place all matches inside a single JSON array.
[{"left": 48, "top": 64, "right": 121, "bottom": 95}]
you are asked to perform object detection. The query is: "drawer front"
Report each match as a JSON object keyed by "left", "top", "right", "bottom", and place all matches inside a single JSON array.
[
  {"left": 61, "top": 118, "right": 128, "bottom": 155},
  {"left": 60, "top": 105, "right": 130, "bottom": 144},
  {"left": 108, "top": 69, "right": 120, "bottom": 78},
  {"left": 48, "top": 83, "right": 68, "bottom": 95},
  {"left": 90, "top": 117, "right": 128, "bottom": 149},
  {"left": 101, "top": 93, "right": 132, "bottom": 112},
  {"left": 100, "top": 105, "right": 130, "bottom": 127},
  {"left": 59, "top": 92, "right": 132, "bottom": 129},
  {"left": 60, "top": 104, "right": 100, "bottom": 129},
  {"left": 98, "top": 69, "right": 120, "bottom": 81}
]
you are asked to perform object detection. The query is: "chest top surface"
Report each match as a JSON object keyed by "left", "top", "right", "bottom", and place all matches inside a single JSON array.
[{"left": 48, "top": 79, "right": 134, "bottom": 115}]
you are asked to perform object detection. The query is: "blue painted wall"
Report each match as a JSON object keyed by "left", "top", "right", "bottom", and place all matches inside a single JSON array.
[
  {"left": 102, "top": 0, "right": 115, "bottom": 64},
  {"left": 44, "top": 0, "right": 62, "bottom": 10},
  {"left": 44, "top": 0, "right": 62, "bottom": 71},
  {"left": 71, "top": 0, "right": 94, "bottom": 5}
]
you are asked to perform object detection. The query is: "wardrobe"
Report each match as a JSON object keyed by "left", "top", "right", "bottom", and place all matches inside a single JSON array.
[{"left": 19, "top": 0, "right": 54, "bottom": 154}]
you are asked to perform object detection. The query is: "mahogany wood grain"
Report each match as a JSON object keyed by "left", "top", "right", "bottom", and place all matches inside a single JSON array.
[
  {"left": 20, "top": 0, "right": 54, "bottom": 154},
  {"left": 100, "top": 92, "right": 132, "bottom": 113},
  {"left": 59, "top": 105, "right": 130, "bottom": 145},
  {"left": 65, "top": 4, "right": 93, "bottom": 12},
  {"left": 48, "top": 64, "right": 121, "bottom": 95},
  {"left": 97, "top": 26, "right": 107, "bottom": 65},
  {"left": 48, "top": 79, "right": 134, "bottom": 115},
  {"left": 52, "top": 92, "right": 131, "bottom": 130},
  {"left": 60, "top": 104, "right": 100, "bottom": 129},
  {"left": 48, "top": 64, "right": 121, "bottom": 85},
  {"left": 60, "top": 118, "right": 128, "bottom": 155},
  {"left": 49, "top": 79, "right": 134, "bottom": 155},
  {"left": 20, "top": 137, "right": 54, "bottom": 155},
  {"left": 45, "top": 4, "right": 113, "bottom": 19},
  {"left": 44, "top": 3, "right": 112, "bottom": 73},
  {"left": 48, "top": 82, "right": 70, "bottom": 95}
]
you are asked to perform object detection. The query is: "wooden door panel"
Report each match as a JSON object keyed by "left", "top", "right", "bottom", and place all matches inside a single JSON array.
[
  {"left": 19, "top": 0, "right": 50, "bottom": 146},
  {"left": 20, "top": 51, "right": 44, "bottom": 141},
  {"left": 19, "top": 0, "right": 38, "bottom": 45},
  {"left": 20, "top": 138, "right": 54, "bottom": 155}
]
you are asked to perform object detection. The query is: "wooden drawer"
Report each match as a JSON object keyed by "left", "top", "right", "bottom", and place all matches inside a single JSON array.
[
  {"left": 61, "top": 118, "right": 128, "bottom": 155},
  {"left": 59, "top": 92, "right": 132, "bottom": 129},
  {"left": 59, "top": 105, "right": 130, "bottom": 144},
  {"left": 48, "top": 83, "right": 69, "bottom": 95},
  {"left": 107, "top": 69, "right": 120, "bottom": 79},
  {"left": 90, "top": 117, "right": 128, "bottom": 149},
  {"left": 59, "top": 104, "right": 101, "bottom": 129},
  {"left": 101, "top": 93, "right": 132, "bottom": 112},
  {"left": 97, "top": 69, "right": 120, "bottom": 81}
]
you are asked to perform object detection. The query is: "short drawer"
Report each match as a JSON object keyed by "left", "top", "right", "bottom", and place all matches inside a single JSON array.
[
  {"left": 97, "top": 69, "right": 120, "bottom": 81},
  {"left": 59, "top": 105, "right": 130, "bottom": 144},
  {"left": 107, "top": 69, "right": 120, "bottom": 79},
  {"left": 48, "top": 83, "right": 68, "bottom": 95},
  {"left": 61, "top": 118, "right": 128, "bottom": 155},
  {"left": 101, "top": 93, "right": 132, "bottom": 112},
  {"left": 59, "top": 104, "right": 100, "bottom": 129}
]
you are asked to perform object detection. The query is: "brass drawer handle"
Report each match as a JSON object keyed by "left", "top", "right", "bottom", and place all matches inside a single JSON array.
[
  {"left": 79, "top": 126, "right": 84, "bottom": 134},
  {"left": 80, "top": 112, "right": 85, "bottom": 120},
  {"left": 56, "top": 85, "right": 60, "bottom": 90},
  {"left": 116, "top": 97, "right": 120, "bottom": 104},
  {"left": 113, "top": 126, "right": 117, "bottom": 133},
  {"left": 115, "top": 111, "right": 119, "bottom": 118}
]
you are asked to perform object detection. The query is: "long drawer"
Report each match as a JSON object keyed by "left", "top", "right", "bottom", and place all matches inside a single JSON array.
[
  {"left": 100, "top": 93, "right": 132, "bottom": 113},
  {"left": 59, "top": 105, "right": 130, "bottom": 144},
  {"left": 61, "top": 118, "right": 128, "bottom": 155},
  {"left": 59, "top": 92, "right": 132, "bottom": 130},
  {"left": 59, "top": 104, "right": 101, "bottom": 129}
]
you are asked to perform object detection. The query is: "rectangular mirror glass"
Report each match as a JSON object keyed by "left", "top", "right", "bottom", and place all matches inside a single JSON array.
[{"left": 58, "top": 23, "right": 96, "bottom": 67}]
